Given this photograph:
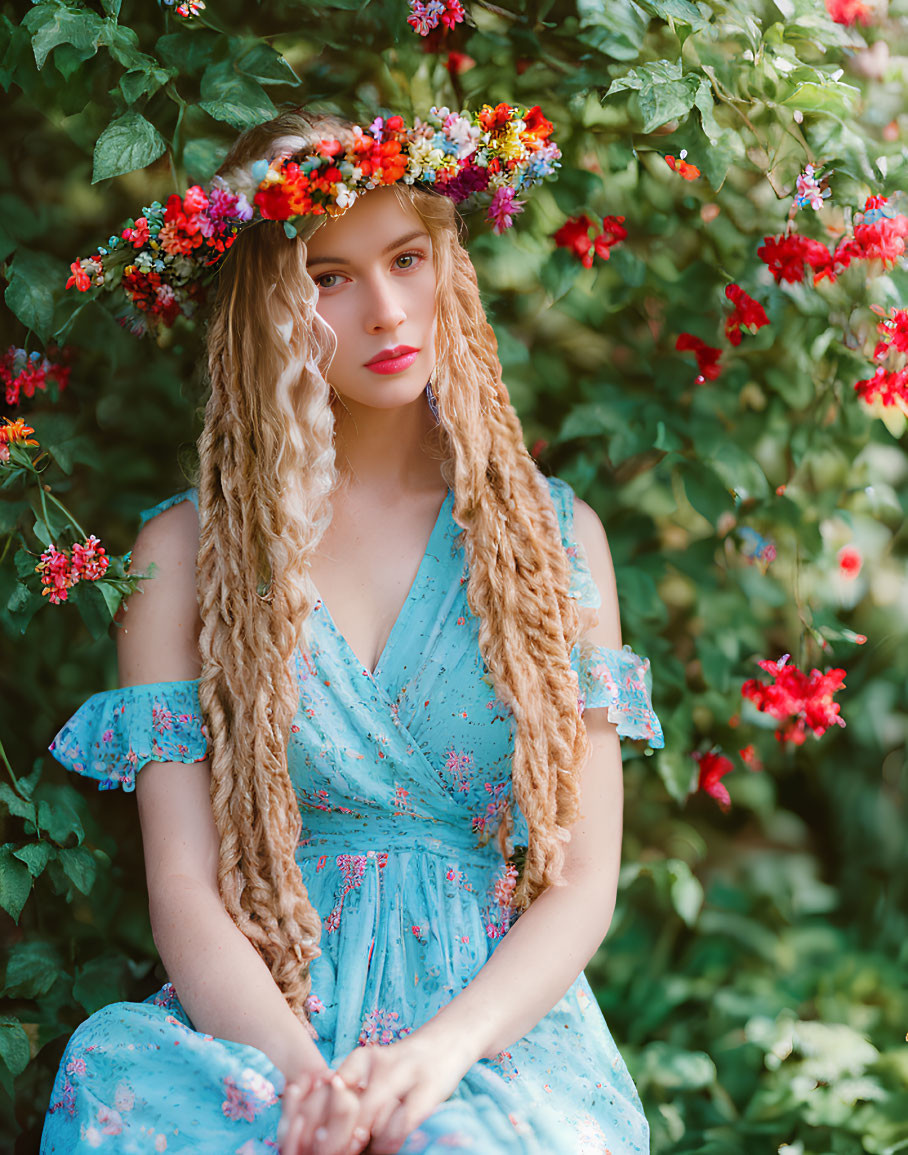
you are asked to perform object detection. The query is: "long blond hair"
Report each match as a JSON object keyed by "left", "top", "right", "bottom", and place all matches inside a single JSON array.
[{"left": 192, "top": 108, "right": 592, "bottom": 1021}]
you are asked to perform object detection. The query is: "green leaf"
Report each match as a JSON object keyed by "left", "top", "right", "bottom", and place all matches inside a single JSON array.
[
  {"left": 678, "top": 461, "right": 735, "bottom": 524},
  {"left": 655, "top": 745, "right": 696, "bottom": 804},
  {"left": 576, "top": 0, "right": 650, "bottom": 60},
  {"left": 0, "top": 783, "right": 37, "bottom": 824},
  {"left": 667, "top": 859, "right": 704, "bottom": 925},
  {"left": 36, "top": 796, "right": 84, "bottom": 847},
  {"left": 73, "top": 955, "right": 130, "bottom": 1016},
  {"left": 200, "top": 59, "right": 278, "bottom": 121},
  {"left": 638, "top": 76, "right": 700, "bottom": 133},
  {"left": 12, "top": 841, "right": 54, "bottom": 878},
  {"left": 606, "top": 59, "right": 683, "bottom": 95},
  {"left": 4, "top": 249, "right": 65, "bottom": 339},
  {"left": 198, "top": 100, "right": 274, "bottom": 132},
  {"left": 155, "top": 30, "right": 220, "bottom": 74},
  {"left": 118, "top": 64, "right": 173, "bottom": 105},
  {"left": 2, "top": 940, "right": 61, "bottom": 998},
  {"left": 0, "top": 845, "right": 33, "bottom": 922},
  {"left": 638, "top": 0, "right": 708, "bottom": 26},
  {"left": 92, "top": 111, "right": 167, "bottom": 183},
  {"left": 540, "top": 248, "right": 582, "bottom": 304},
  {"left": 640, "top": 1040, "right": 718, "bottom": 1089},
  {"left": 57, "top": 846, "right": 97, "bottom": 895},
  {"left": 183, "top": 137, "right": 230, "bottom": 184},
  {"left": 24, "top": 3, "right": 105, "bottom": 71},
  {"left": 68, "top": 577, "right": 117, "bottom": 641},
  {"left": 0, "top": 1018, "right": 30, "bottom": 1077},
  {"left": 782, "top": 80, "right": 860, "bottom": 117},
  {"left": 233, "top": 39, "right": 302, "bottom": 86}
]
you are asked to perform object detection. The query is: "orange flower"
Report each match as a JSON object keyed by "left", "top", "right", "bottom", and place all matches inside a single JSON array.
[
  {"left": 665, "top": 153, "right": 701, "bottom": 180},
  {"left": 0, "top": 417, "right": 39, "bottom": 462}
]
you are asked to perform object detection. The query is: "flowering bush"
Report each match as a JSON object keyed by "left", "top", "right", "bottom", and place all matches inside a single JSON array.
[{"left": 1, "top": 1, "right": 906, "bottom": 1151}]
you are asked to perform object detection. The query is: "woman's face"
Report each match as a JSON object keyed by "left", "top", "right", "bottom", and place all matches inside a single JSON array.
[{"left": 305, "top": 186, "right": 436, "bottom": 410}]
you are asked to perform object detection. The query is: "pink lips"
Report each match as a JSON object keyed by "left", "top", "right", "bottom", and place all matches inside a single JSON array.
[{"left": 365, "top": 347, "right": 419, "bottom": 374}]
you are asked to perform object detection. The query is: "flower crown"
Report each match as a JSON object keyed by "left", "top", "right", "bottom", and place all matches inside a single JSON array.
[{"left": 66, "top": 102, "right": 561, "bottom": 341}]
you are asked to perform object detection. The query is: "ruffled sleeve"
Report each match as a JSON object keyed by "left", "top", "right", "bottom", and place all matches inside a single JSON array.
[
  {"left": 47, "top": 680, "right": 210, "bottom": 792},
  {"left": 572, "top": 641, "right": 665, "bottom": 749},
  {"left": 545, "top": 475, "right": 665, "bottom": 751}
]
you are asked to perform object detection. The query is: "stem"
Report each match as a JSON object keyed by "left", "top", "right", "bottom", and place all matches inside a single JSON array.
[
  {"left": 0, "top": 733, "right": 19, "bottom": 788},
  {"left": 44, "top": 491, "right": 87, "bottom": 539}
]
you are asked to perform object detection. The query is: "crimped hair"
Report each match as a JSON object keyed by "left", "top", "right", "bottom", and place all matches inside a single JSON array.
[{"left": 191, "top": 107, "right": 592, "bottom": 1023}]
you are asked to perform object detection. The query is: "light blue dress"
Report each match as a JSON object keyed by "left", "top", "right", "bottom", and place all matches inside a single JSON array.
[{"left": 41, "top": 475, "right": 664, "bottom": 1154}]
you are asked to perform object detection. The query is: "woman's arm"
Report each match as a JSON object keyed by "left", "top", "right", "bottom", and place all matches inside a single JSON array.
[
  {"left": 122, "top": 504, "right": 327, "bottom": 1086},
  {"left": 408, "top": 495, "right": 625, "bottom": 1059}
]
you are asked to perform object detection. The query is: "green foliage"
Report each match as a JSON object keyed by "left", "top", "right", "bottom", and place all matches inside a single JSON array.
[{"left": 1, "top": 0, "right": 906, "bottom": 1150}]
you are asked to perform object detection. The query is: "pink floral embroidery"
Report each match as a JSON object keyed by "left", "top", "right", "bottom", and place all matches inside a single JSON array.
[
  {"left": 358, "top": 1008, "right": 412, "bottom": 1046},
  {"left": 444, "top": 748, "right": 473, "bottom": 793},
  {"left": 472, "top": 780, "right": 509, "bottom": 839},
  {"left": 493, "top": 1049, "right": 519, "bottom": 1081},
  {"left": 484, "top": 863, "right": 518, "bottom": 939},
  {"left": 96, "top": 1104, "right": 124, "bottom": 1134},
  {"left": 221, "top": 1069, "right": 277, "bottom": 1122},
  {"left": 152, "top": 705, "right": 174, "bottom": 733},
  {"left": 325, "top": 852, "right": 388, "bottom": 932}
]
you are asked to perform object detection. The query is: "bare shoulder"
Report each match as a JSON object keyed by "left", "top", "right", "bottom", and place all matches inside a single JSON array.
[
  {"left": 570, "top": 495, "right": 612, "bottom": 566},
  {"left": 570, "top": 494, "right": 622, "bottom": 651},
  {"left": 114, "top": 499, "right": 202, "bottom": 685}
]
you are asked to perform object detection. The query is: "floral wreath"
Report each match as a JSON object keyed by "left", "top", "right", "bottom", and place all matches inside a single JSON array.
[{"left": 66, "top": 102, "right": 562, "bottom": 341}]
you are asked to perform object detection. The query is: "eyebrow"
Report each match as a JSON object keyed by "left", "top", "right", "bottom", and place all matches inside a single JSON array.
[{"left": 306, "top": 229, "right": 430, "bottom": 269}]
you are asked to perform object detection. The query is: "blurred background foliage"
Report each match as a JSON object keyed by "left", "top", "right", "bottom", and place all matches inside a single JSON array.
[{"left": 1, "top": 0, "right": 907, "bottom": 1151}]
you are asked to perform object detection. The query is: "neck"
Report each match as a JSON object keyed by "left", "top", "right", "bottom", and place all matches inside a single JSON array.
[{"left": 331, "top": 388, "right": 443, "bottom": 495}]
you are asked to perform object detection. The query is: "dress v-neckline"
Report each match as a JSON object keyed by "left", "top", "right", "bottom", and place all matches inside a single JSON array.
[{"left": 311, "top": 488, "right": 454, "bottom": 683}]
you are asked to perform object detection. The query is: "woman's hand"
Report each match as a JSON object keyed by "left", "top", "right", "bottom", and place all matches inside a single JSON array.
[
  {"left": 278, "top": 1022, "right": 477, "bottom": 1155},
  {"left": 278, "top": 1068, "right": 371, "bottom": 1155},
  {"left": 331, "top": 1027, "right": 478, "bottom": 1155}
]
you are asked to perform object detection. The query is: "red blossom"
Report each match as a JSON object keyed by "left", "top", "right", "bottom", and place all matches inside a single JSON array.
[
  {"left": 837, "top": 545, "right": 862, "bottom": 578},
  {"left": 853, "top": 365, "right": 908, "bottom": 413},
  {"left": 675, "top": 333, "right": 722, "bottom": 383},
  {"left": 871, "top": 306, "right": 908, "bottom": 359},
  {"left": 724, "top": 284, "right": 769, "bottom": 346},
  {"left": 825, "top": 0, "right": 874, "bottom": 24},
  {"left": 1, "top": 345, "right": 73, "bottom": 408},
  {"left": 445, "top": 51, "right": 475, "bottom": 74},
  {"left": 693, "top": 750, "right": 736, "bottom": 811},
  {"left": 757, "top": 234, "right": 833, "bottom": 284},
  {"left": 553, "top": 214, "right": 626, "bottom": 268},
  {"left": 738, "top": 744, "right": 764, "bottom": 772},
  {"left": 740, "top": 653, "right": 847, "bottom": 745}
]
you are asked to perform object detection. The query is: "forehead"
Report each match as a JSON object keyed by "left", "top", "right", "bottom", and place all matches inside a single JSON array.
[{"left": 305, "top": 187, "right": 425, "bottom": 256}]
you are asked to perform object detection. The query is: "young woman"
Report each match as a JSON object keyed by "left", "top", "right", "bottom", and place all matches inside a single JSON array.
[{"left": 42, "top": 107, "right": 664, "bottom": 1154}]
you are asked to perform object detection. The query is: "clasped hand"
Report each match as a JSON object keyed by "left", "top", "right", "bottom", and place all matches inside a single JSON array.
[{"left": 277, "top": 1031, "right": 474, "bottom": 1155}]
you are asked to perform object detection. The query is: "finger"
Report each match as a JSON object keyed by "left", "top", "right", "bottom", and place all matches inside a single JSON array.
[
  {"left": 292, "top": 1080, "right": 332, "bottom": 1155},
  {"left": 362, "top": 1094, "right": 408, "bottom": 1150},
  {"left": 278, "top": 1083, "right": 302, "bottom": 1150},
  {"left": 369, "top": 1094, "right": 429, "bottom": 1155},
  {"left": 335, "top": 1047, "right": 373, "bottom": 1094},
  {"left": 312, "top": 1074, "right": 363, "bottom": 1155},
  {"left": 283, "top": 1108, "right": 308, "bottom": 1155}
]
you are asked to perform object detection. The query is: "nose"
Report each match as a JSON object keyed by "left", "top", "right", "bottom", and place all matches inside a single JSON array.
[{"left": 364, "top": 269, "right": 407, "bottom": 333}]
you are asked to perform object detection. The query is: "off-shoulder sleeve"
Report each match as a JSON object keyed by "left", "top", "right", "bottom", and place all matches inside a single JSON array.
[
  {"left": 137, "top": 486, "right": 198, "bottom": 530},
  {"left": 47, "top": 680, "right": 209, "bottom": 792}
]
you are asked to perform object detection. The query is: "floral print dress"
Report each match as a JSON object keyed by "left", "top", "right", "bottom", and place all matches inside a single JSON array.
[{"left": 41, "top": 475, "right": 664, "bottom": 1154}]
